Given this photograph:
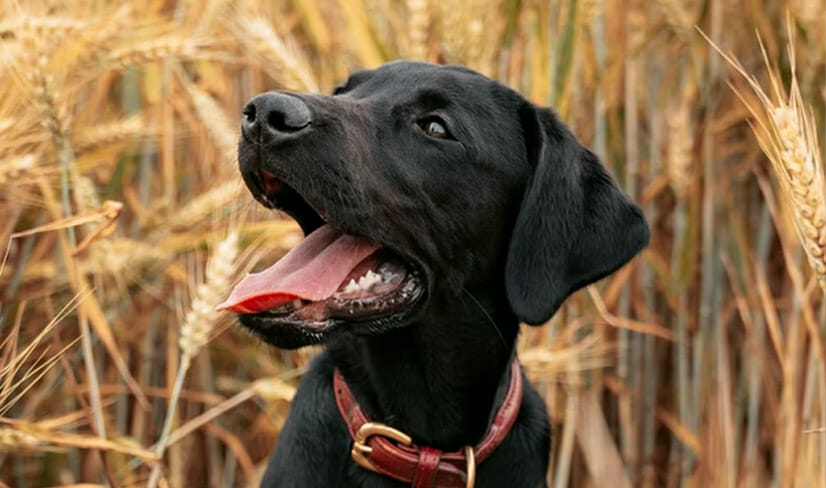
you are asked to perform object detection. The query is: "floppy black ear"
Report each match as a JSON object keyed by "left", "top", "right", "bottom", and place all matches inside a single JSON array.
[{"left": 506, "top": 106, "right": 649, "bottom": 325}]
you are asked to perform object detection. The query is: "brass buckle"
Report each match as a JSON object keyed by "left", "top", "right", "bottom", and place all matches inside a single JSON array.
[
  {"left": 351, "top": 422, "right": 413, "bottom": 472},
  {"left": 463, "top": 445, "right": 476, "bottom": 488},
  {"left": 350, "top": 422, "right": 476, "bottom": 488}
]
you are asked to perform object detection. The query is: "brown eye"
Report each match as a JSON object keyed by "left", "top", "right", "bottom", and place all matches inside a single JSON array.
[{"left": 418, "top": 116, "right": 452, "bottom": 139}]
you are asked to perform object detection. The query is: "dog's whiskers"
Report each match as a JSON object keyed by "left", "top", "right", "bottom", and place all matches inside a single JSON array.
[{"left": 461, "top": 287, "right": 508, "bottom": 351}]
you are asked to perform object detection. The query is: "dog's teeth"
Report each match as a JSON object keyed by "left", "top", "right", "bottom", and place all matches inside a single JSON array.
[
  {"left": 343, "top": 279, "right": 360, "bottom": 293},
  {"left": 358, "top": 270, "right": 381, "bottom": 289},
  {"left": 342, "top": 270, "right": 382, "bottom": 294},
  {"left": 292, "top": 299, "right": 302, "bottom": 308}
]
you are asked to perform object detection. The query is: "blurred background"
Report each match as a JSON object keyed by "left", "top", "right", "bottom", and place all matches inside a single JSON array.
[{"left": 1, "top": 0, "right": 825, "bottom": 486}]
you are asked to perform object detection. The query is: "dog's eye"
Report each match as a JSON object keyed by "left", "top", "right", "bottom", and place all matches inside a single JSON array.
[{"left": 418, "top": 117, "right": 452, "bottom": 139}]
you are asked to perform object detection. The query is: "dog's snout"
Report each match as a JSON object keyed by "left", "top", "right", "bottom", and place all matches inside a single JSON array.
[{"left": 242, "top": 92, "right": 312, "bottom": 142}]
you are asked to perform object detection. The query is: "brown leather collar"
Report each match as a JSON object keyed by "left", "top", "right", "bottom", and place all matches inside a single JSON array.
[{"left": 333, "top": 360, "right": 523, "bottom": 488}]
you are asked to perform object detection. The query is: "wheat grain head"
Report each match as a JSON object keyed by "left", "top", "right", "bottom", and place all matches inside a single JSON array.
[
  {"left": 169, "top": 181, "right": 244, "bottom": 231},
  {"left": 178, "top": 231, "right": 240, "bottom": 364},
  {"left": 709, "top": 29, "right": 826, "bottom": 289},
  {"left": 666, "top": 86, "right": 695, "bottom": 199},
  {"left": 229, "top": 12, "right": 318, "bottom": 92},
  {"left": 406, "top": 0, "right": 430, "bottom": 60}
]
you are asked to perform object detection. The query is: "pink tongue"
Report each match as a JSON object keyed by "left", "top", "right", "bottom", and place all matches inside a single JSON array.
[{"left": 217, "top": 225, "right": 380, "bottom": 314}]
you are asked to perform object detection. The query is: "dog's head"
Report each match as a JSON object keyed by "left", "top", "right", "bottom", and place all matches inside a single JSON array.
[{"left": 221, "top": 61, "right": 649, "bottom": 348}]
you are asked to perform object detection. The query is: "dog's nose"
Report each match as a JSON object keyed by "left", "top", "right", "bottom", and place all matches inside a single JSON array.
[{"left": 241, "top": 92, "right": 312, "bottom": 142}]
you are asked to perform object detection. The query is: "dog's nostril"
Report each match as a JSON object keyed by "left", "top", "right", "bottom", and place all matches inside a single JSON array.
[
  {"left": 243, "top": 105, "right": 256, "bottom": 123},
  {"left": 242, "top": 92, "right": 312, "bottom": 141},
  {"left": 267, "top": 110, "right": 308, "bottom": 133}
]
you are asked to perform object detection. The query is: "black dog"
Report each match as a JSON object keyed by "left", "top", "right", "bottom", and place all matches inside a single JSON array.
[{"left": 221, "top": 61, "right": 649, "bottom": 487}]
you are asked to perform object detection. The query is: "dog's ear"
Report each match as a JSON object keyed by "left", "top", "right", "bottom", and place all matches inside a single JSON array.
[{"left": 506, "top": 106, "right": 649, "bottom": 325}]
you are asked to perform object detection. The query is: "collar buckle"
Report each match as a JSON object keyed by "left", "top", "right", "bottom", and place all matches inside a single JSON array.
[
  {"left": 462, "top": 445, "right": 476, "bottom": 488},
  {"left": 351, "top": 421, "right": 413, "bottom": 472}
]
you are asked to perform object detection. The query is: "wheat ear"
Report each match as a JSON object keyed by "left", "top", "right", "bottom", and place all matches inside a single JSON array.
[
  {"left": 706, "top": 30, "right": 826, "bottom": 290},
  {"left": 146, "top": 231, "right": 239, "bottom": 488}
]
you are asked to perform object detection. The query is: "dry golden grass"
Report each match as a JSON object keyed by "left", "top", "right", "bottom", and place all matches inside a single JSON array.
[{"left": 1, "top": 1, "right": 825, "bottom": 487}]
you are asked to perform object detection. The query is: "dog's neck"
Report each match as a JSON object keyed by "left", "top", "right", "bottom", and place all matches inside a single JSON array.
[{"left": 327, "top": 291, "right": 519, "bottom": 450}]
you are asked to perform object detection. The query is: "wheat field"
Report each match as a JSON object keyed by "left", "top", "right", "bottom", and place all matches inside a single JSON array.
[{"left": 1, "top": 0, "right": 825, "bottom": 487}]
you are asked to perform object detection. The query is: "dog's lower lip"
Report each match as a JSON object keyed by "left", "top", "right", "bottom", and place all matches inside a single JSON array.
[
  {"left": 249, "top": 264, "right": 422, "bottom": 321},
  {"left": 236, "top": 268, "right": 425, "bottom": 344},
  {"left": 260, "top": 169, "right": 284, "bottom": 195}
]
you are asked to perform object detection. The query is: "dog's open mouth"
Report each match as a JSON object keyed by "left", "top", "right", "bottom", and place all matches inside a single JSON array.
[{"left": 219, "top": 170, "right": 424, "bottom": 345}]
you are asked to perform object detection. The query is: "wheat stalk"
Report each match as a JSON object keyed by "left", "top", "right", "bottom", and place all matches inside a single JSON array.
[
  {"left": 230, "top": 12, "right": 318, "bottom": 92},
  {"left": 184, "top": 82, "right": 239, "bottom": 159},
  {"left": 406, "top": 0, "right": 430, "bottom": 60},
  {"left": 0, "top": 15, "right": 87, "bottom": 42},
  {"left": 707, "top": 30, "right": 826, "bottom": 290},
  {"left": 436, "top": 0, "right": 486, "bottom": 66},
  {"left": 178, "top": 231, "right": 240, "bottom": 364},
  {"left": 168, "top": 181, "right": 243, "bottom": 230},
  {"left": 581, "top": 0, "right": 605, "bottom": 25},
  {"left": 666, "top": 88, "right": 694, "bottom": 199},
  {"left": 655, "top": 0, "right": 695, "bottom": 41},
  {"left": 82, "top": 238, "right": 164, "bottom": 280},
  {"left": 66, "top": 5, "right": 133, "bottom": 77},
  {"left": 105, "top": 38, "right": 210, "bottom": 70},
  {"left": 147, "top": 231, "right": 240, "bottom": 488},
  {"left": 0, "top": 427, "right": 43, "bottom": 450},
  {"left": 73, "top": 115, "right": 151, "bottom": 154},
  {"left": 0, "top": 154, "right": 36, "bottom": 186},
  {"left": 789, "top": 0, "right": 821, "bottom": 24}
]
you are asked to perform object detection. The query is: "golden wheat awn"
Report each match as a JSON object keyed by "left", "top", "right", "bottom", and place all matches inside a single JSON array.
[
  {"left": 666, "top": 89, "right": 694, "bottom": 199},
  {"left": 580, "top": 0, "right": 604, "bottom": 25},
  {"left": 83, "top": 238, "right": 164, "bottom": 279},
  {"left": 768, "top": 102, "right": 826, "bottom": 288},
  {"left": 29, "top": 58, "right": 71, "bottom": 151},
  {"left": 406, "top": 0, "right": 430, "bottom": 59},
  {"left": 73, "top": 115, "right": 152, "bottom": 154},
  {"left": 184, "top": 82, "right": 240, "bottom": 159},
  {"left": 105, "top": 37, "right": 209, "bottom": 70},
  {"left": 178, "top": 231, "right": 240, "bottom": 364},
  {"left": 655, "top": 0, "right": 694, "bottom": 40},
  {"left": 66, "top": 5, "right": 134, "bottom": 75},
  {"left": 712, "top": 35, "right": 826, "bottom": 290},
  {"left": 436, "top": 0, "right": 487, "bottom": 66},
  {"left": 0, "top": 427, "right": 42, "bottom": 450},
  {"left": 168, "top": 181, "right": 244, "bottom": 231},
  {"left": 0, "top": 154, "right": 36, "bottom": 185},
  {"left": 230, "top": 12, "right": 318, "bottom": 92},
  {"left": 0, "top": 15, "right": 87, "bottom": 42},
  {"left": 790, "top": 0, "right": 822, "bottom": 24}
]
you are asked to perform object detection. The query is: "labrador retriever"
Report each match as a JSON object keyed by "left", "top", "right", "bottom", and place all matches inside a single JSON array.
[{"left": 219, "top": 61, "right": 649, "bottom": 487}]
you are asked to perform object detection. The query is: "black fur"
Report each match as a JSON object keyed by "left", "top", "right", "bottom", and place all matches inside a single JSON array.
[{"left": 236, "top": 61, "right": 649, "bottom": 487}]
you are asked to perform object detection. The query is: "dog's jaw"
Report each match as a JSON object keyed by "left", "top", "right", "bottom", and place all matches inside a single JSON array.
[{"left": 225, "top": 166, "right": 430, "bottom": 348}]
